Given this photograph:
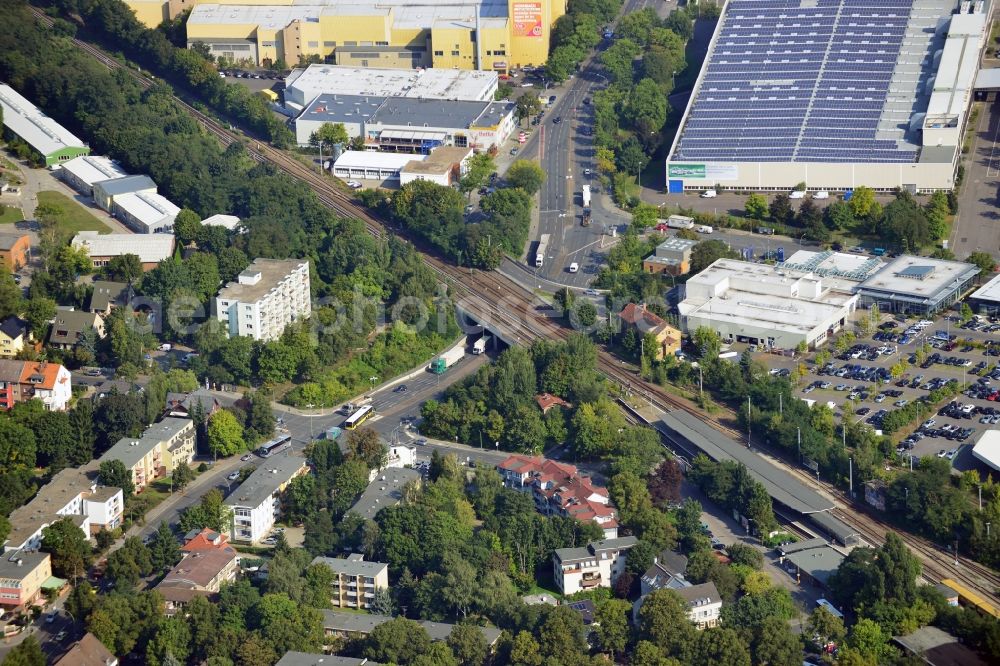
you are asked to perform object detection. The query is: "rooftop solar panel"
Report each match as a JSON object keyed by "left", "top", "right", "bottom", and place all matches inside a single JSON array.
[{"left": 672, "top": 0, "right": 938, "bottom": 164}]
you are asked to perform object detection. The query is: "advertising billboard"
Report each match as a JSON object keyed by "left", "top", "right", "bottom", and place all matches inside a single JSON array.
[
  {"left": 667, "top": 163, "right": 739, "bottom": 181},
  {"left": 513, "top": 2, "right": 543, "bottom": 38}
]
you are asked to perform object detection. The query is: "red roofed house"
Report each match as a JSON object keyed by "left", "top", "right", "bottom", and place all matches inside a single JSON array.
[
  {"left": 181, "top": 528, "right": 231, "bottom": 552},
  {"left": 618, "top": 303, "right": 682, "bottom": 360},
  {"left": 498, "top": 454, "right": 618, "bottom": 537},
  {"left": 155, "top": 527, "right": 239, "bottom": 614},
  {"left": 0, "top": 359, "right": 72, "bottom": 411},
  {"left": 536, "top": 393, "right": 570, "bottom": 414}
]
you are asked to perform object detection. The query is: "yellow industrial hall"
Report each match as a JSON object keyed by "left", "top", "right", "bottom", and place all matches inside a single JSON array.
[{"left": 126, "top": 0, "right": 564, "bottom": 72}]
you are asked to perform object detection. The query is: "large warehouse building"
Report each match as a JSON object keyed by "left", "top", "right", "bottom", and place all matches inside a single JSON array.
[
  {"left": 665, "top": 0, "right": 987, "bottom": 193},
  {"left": 167, "top": 0, "right": 563, "bottom": 72},
  {"left": 284, "top": 65, "right": 498, "bottom": 108},
  {"left": 0, "top": 84, "right": 90, "bottom": 166}
]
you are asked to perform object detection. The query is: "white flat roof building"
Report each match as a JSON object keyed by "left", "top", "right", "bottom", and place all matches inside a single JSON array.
[
  {"left": 0, "top": 84, "right": 89, "bottom": 165},
  {"left": 969, "top": 271, "right": 1000, "bottom": 314},
  {"left": 225, "top": 456, "right": 307, "bottom": 544},
  {"left": 72, "top": 231, "right": 176, "bottom": 268},
  {"left": 214, "top": 258, "right": 311, "bottom": 341},
  {"left": 973, "top": 430, "right": 1000, "bottom": 472},
  {"left": 333, "top": 150, "right": 425, "bottom": 182},
  {"left": 58, "top": 156, "right": 127, "bottom": 197},
  {"left": 201, "top": 214, "right": 241, "bottom": 231},
  {"left": 778, "top": 250, "right": 886, "bottom": 293},
  {"left": 112, "top": 191, "right": 181, "bottom": 234},
  {"left": 284, "top": 64, "right": 498, "bottom": 108},
  {"left": 856, "top": 255, "right": 980, "bottom": 315},
  {"left": 679, "top": 258, "right": 859, "bottom": 350}
]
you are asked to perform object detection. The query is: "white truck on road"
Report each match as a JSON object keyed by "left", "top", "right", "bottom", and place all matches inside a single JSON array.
[
  {"left": 430, "top": 346, "right": 466, "bottom": 374},
  {"left": 581, "top": 185, "right": 592, "bottom": 226},
  {"left": 472, "top": 336, "right": 490, "bottom": 354},
  {"left": 535, "top": 234, "right": 550, "bottom": 268},
  {"left": 666, "top": 214, "right": 695, "bottom": 230}
]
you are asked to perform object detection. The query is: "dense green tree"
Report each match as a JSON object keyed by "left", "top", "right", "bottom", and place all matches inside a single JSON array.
[
  {"left": 505, "top": 160, "right": 546, "bottom": 195},
  {"left": 447, "top": 624, "right": 488, "bottom": 666},
  {"left": 745, "top": 193, "right": 769, "bottom": 220},
  {"left": 41, "top": 516, "right": 93, "bottom": 580},
  {"left": 98, "top": 459, "right": 135, "bottom": 497},
  {"left": 594, "top": 598, "right": 631, "bottom": 657},
  {"left": 207, "top": 409, "right": 246, "bottom": 456},
  {"left": 364, "top": 617, "right": 433, "bottom": 664},
  {"left": 149, "top": 521, "right": 181, "bottom": 572},
  {"left": 968, "top": 251, "right": 997, "bottom": 276},
  {"left": 692, "top": 627, "right": 751, "bottom": 666},
  {"left": 639, "top": 589, "right": 697, "bottom": 658},
  {"left": 2, "top": 635, "right": 45, "bottom": 666}
]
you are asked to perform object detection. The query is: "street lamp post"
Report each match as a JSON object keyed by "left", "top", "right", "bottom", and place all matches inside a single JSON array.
[{"left": 988, "top": 522, "right": 992, "bottom": 538}]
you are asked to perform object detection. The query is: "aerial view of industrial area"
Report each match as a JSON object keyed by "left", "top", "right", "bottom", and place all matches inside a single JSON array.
[{"left": 2, "top": 0, "right": 1000, "bottom": 663}]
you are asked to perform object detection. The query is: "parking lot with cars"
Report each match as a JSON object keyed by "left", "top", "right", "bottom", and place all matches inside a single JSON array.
[{"left": 783, "top": 312, "right": 1000, "bottom": 473}]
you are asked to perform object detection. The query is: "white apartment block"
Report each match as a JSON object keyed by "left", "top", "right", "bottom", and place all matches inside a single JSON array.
[
  {"left": 225, "top": 456, "right": 307, "bottom": 544},
  {"left": 311, "top": 554, "right": 389, "bottom": 609},
  {"left": 4, "top": 465, "right": 124, "bottom": 552},
  {"left": 552, "top": 536, "right": 637, "bottom": 595},
  {"left": 214, "top": 259, "right": 311, "bottom": 342}
]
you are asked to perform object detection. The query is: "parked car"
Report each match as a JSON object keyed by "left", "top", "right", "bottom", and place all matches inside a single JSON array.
[
  {"left": 227, "top": 471, "right": 240, "bottom": 481},
  {"left": 346, "top": 181, "right": 363, "bottom": 189}
]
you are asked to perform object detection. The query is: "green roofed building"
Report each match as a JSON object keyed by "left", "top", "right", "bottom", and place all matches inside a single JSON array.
[{"left": 0, "top": 83, "right": 90, "bottom": 166}]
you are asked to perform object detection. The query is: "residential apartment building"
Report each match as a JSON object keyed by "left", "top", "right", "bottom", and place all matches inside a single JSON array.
[
  {"left": 0, "top": 551, "right": 52, "bottom": 610},
  {"left": 0, "top": 316, "right": 29, "bottom": 358},
  {"left": 225, "top": 456, "right": 308, "bottom": 544},
  {"left": 214, "top": 258, "right": 311, "bottom": 342},
  {"left": 498, "top": 455, "right": 619, "bottom": 537},
  {"left": 311, "top": 554, "right": 388, "bottom": 609},
  {"left": 0, "top": 232, "right": 30, "bottom": 271},
  {"left": 634, "top": 583, "right": 722, "bottom": 630},
  {"left": 4, "top": 465, "right": 124, "bottom": 552},
  {"left": 98, "top": 418, "right": 196, "bottom": 493},
  {"left": 48, "top": 310, "right": 106, "bottom": 351},
  {"left": 0, "top": 359, "right": 72, "bottom": 411},
  {"left": 156, "top": 530, "right": 239, "bottom": 613},
  {"left": 552, "top": 536, "right": 637, "bottom": 595},
  {"left": 321, "top": 609, "right": 502, "bottom": 647}
]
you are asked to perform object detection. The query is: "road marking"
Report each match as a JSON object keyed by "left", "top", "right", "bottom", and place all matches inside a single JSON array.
[{"left": 567, "top": 234, "right": 623, "bottom": 256}]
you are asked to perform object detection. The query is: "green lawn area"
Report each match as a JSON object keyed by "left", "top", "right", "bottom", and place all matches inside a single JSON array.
[
  {"left": 0, "top": 205, "right": 23, "bottom": 225},
  {"left": 36, "top": 190, "right": 110, "bottom": 234}
]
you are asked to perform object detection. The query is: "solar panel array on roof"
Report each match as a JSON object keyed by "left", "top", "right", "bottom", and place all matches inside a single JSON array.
[{"left": 673, "top": 0, "right": 932, "bottom": 163}]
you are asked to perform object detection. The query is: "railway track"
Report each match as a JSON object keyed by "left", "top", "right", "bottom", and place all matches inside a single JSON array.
[{"left": 37, "top": 6, "right": 1000, "bottom": 612}]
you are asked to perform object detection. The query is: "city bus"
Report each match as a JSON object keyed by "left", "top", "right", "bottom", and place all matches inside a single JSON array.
[
  {"left": 256, "top": 434, "right": 292, "bottom": 458},
  {"left": 344, "top": 405, "right": 375, "bottom": 430}
]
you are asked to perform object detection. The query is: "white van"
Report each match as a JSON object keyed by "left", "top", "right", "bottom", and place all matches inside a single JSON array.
[
  {"left": 700, "top": 189, "right": 717, "bottom": 198},
  {"left": 813, "top": 191, "right": 830, "bottom": 199},
  {"left": 789, "top": 190, "right": 806, "bottom": 199},
  {"left": 568, "top": 262, "right": 579, "bottom": 273},
  {"left": 696, "top": 225, "right": 714, "bottom": 234}
]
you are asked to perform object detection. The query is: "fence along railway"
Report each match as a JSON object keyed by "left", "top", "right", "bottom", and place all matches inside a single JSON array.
[{"left": 40, "top": 7, "right": 1000, "bottom": 615}]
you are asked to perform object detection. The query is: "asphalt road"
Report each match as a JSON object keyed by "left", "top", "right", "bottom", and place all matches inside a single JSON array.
[
  {"left": 952, "top": 97, "right": 1000, "bottom": 259},
  {"left": 271, "top": 352, "right": 504, "bottom": 465}
]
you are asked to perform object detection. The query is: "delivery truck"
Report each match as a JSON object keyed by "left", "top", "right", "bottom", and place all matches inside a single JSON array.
[
  {"left": 472, "top": 336, "right": 490, "bottom": 355},
  {"left": 581, "top": 185, "right": 592, "bottom": 226},
  {"left": 535, "top": 234, "right": 550, "bottom": 268},
  {"left": 430, "top": 346, "right": 466, "bottom": 374},
  {"left": 666, "top": 214, "right": 695, "bottom": 230}
]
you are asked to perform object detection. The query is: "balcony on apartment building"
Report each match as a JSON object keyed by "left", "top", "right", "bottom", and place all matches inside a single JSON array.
[{"left": 579, "top": 573, "right": 602, "bottom": 589}]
